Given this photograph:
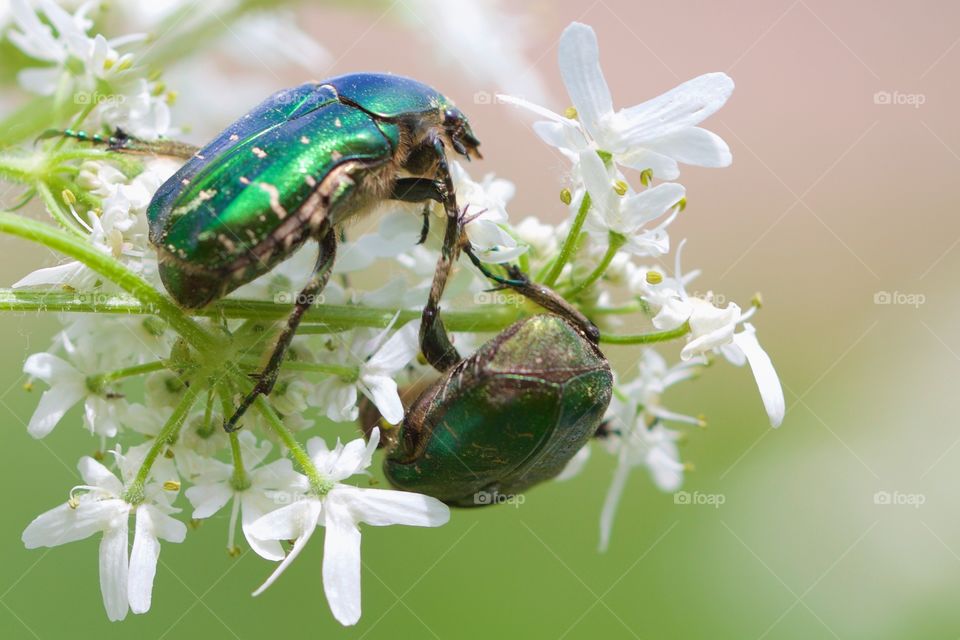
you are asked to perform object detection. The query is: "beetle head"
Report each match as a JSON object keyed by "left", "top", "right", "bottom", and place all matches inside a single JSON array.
[{"left": 443, "top": 106, "right": 482, "bottom": 160}]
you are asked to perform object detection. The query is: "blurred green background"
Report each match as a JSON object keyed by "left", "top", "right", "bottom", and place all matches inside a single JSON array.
[{"left": 1, "top": 0, "right": 958, "bottom": 638}]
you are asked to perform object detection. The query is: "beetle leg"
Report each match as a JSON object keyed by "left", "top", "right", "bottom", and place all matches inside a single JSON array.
[
  {"left": 38, "top": 126, "right": 200, "bottom": 159},
  {"left": 389, "top": 177, "right": 447, "bottom": 246},
  {"left": 224, "top": 224, "right": 338, "bottom": 432},
  {"left": 418, "top": 137, "right": 463, "bottom": 371},
  {"left": 461, "top": 244, "right": 601, "bottom": 344}
]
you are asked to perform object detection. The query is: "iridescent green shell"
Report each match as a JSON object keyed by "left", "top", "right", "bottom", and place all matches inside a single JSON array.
[{"left": 384, "top": 315, "right": 613, "bottom": 507}]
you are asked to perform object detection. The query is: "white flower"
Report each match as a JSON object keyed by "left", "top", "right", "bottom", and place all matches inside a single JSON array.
[
  {"left": 579, "top": 149, "right": 684, "bottom": 256},
  {"left": 97, "top": 78, "right": 173, "bottom": 140},
  {"left": 8, "top": 0, "right": 142, "bottom": 96},
  {"left": 450, "top": 161, "right": 526, "bottom": 264},
  {"left": 641, "top": 245, "right": 784, "bottom": 427},
  {"left": 21, "top": 452, "right": 185, "bottom": 621},
  {"left": 598, "top": 379, "right": 686, "bottom": 551},
  {"left": 249, "top": 429, "right": 450, "bottom": 626},
  {"left": 183, "top": 432, "right": 303, "bottom": 559},
  {"left": 312, "top": 319, "right": 420, "bottom": 425},
  {"left": 22, "top": 334, "right": 129, "bottom": 439},
  {"left": 498, "top": 22, "right": 734, "bottom": 180},
  {"left": 719, "top": 323, "right": 786, "bottom": 428},
  {"left": 514, "top": 216, "right": 559, "bottom": 258}
]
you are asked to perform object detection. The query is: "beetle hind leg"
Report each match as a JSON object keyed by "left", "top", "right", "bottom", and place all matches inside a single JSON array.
[
  {"left": 225, "top": 224, "right": 338, "bottom": 432},
  {"left": 38, "top": 126, "right": 200, "bottom": 159},
  {"left": 462, "top": 244, "right": 601, "bottom": 344}
]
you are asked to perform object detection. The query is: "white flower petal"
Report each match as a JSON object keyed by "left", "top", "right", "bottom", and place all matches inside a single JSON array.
[
  {"left": 128, "top": 507, "right": 161, "bottom": 614},
  {"left": 13, "top": 261, "right": 90, "bottom": 288},
  {"left": 22, "top": 500, "right": 119, "bottom": 548},
  {"left": 358, "top": 374, "right": 403, "bottom": 425},
  {"left": 27, "top": 383, "right": 86, "bottom": 438},
  {"left": 99, "top": 513, "right": 129, "bottom": 621},
  {"left": 251, "top": 501, "right": 322, "bottom": 596},
  {"left": 248, "top": 500, "right": 315, "bottom": 543},
  {"left": 78, "top": 456, "right": 123, "bottom": 495},
  {"left": 733, "top": 324, "right": 785, "bottom": 428},
  {"left": 186, "top": 482, "right": 233, "bottom": 519},
  {"left": 321, "top": 498, "right": 362, "bottom": 626},
  {"left": 599, "top": 450, "right": 630, "bottom": 552},
  {"left": 618, "top": 72, "right": 734, "bottom": 143},
  {"left": 336, "top": 486, "right": 450, "bottom": 527},
  {"left": 622, "top": 183, "right": 685, "bottom": 228},
  {"left": 558, "top": 22, "right": 614, "bottom": 137},
  {"left": 364, "top": 321, "right": 419, "bottom": 375},
  {"left": 645, "top": 126, "right": 731, "bottom": 169},
  {"left": 240, "top": 494, "right": 286, "bottom": 562}
]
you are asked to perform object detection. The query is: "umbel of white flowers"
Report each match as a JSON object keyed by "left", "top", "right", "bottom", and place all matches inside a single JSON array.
[{"left": 7, "top": 5, "right": 784, "bottom": 627}]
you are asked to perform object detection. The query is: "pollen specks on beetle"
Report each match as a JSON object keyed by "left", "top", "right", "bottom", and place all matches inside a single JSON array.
[
  {"left": 305, "top": 175, "right": 317, "bottom": 188},
  {"left": 252, "top": 146, "right": 268, "bottom": 159},
  {"left": 229, "top": 133, "right": 240, "bottom": 142},
  {"left": 198, "top": 189, "right": 217, "bottom": 201},
  {"left": 239, "top": 176, "right": 251, "bottom": 185},
  {"left": 300, "top": 136, "right": 310, "bottom": 144},
  {"left": 180, "top": 178, "right": 190, "bottom": 186},
  {"left": 217, "top": 234, "right": 236, "bottom": 252},
  {"left": 334, "top": 118, "right": 342, "bottom": 128},
  {"left": 331, "top": 150, "right": 343, "bottom": 161}
]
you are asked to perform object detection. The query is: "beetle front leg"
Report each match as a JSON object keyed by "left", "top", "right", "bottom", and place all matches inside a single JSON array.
[
  {"left": 39, "top": 127, "right": 200, "bottom": 159},
  {"left": 225, "top": 224, "right": 338, "bottom": 432},
  {"left": 418, "top": 138, "right": 463, "bottom": 371}
]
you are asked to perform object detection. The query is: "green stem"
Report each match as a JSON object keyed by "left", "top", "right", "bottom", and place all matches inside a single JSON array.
[
  {"left": 543, "top": 192, "right": 591, "bottom": 287},
  {"left": 123, "top": 383, "right": 201, "bottom": 504},
  {"left": 90, "top": 360, "right": 168, "bottom": 391},
  {"left": 273, "top": 360, "right": 359, "bottom": 381},
  {"left": 600, "top": 322, "right": 690, "bottom": 345},
  {"left": 0, "top": 212, "right": 214, "bottom": 349},
  {"left": 251, "top": 391, "right": 327, "bottom": 495},
  {"left": 565, "top": 233, "right": 625, "bottom": 298},
  {"left": 228, "top": 430, "right": 250, "bottom": 492},
  {"left": 0, "top": 288, "right": 520, "bottom": 333}
]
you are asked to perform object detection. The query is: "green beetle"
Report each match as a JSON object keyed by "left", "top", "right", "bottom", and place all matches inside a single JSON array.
[
  {"left": 62, "top": 73, "right": 482, "bottom": 429},
  {"left": 384, "top": 313, "right": 612, "bottom": 506}
]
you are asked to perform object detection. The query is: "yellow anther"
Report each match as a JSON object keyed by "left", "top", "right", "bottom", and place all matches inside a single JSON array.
[
  {"left": 163, "top": 480, "right": 181, "bottom": 492},
  {"left": 560, "top": 188, "right": 572, "bottom": 205},
  {"left": 563, "top": 106, "right": 578, "bottom": 119},
  {"left": 645, "top": 271, "right": 663, "bottom": 285},
  {"left": 640, "top": 168, "right": 653, "bottom": 187},
  {"left": 613, "top": 180, "right": 628, "bottom": 196},
  {"left": 61, "top": 189, "right": 76, "bottom": 205}
]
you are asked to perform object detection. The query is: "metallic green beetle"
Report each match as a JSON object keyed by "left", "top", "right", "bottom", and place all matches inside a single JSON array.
[
  {"left": 384, "top": 313, "right": 613, "bottom": 507},
  {"left": 64, "top": 73, "right": 482, "bottom": 429}
]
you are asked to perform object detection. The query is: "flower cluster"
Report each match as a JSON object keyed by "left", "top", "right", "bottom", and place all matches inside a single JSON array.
[{"left": 1, "top": 7, "right": 783, "bottom": 628}]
